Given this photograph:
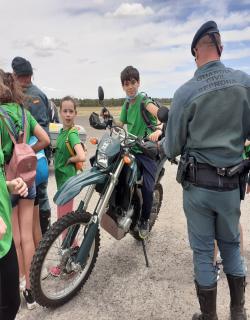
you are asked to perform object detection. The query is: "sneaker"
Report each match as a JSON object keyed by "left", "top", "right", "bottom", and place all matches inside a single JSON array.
[
  {"left": 50, "top": 266, "right": 61, "bottom": 277},
  {"left": 23, "top": 288, "right": 36, "bottom": 310},
  {"left": 138, "top": 220, "right": 149, "bottom": 239}
]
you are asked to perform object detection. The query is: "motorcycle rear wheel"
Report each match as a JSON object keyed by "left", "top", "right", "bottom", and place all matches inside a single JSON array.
[{"left": 30, "top": 211, "right": 100, "bottom": 308}]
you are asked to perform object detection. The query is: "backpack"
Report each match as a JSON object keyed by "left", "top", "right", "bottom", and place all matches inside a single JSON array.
[
  {"left": 65, "top": 127, "right": 86, "bottom": 172},
  {"left": 125, "top": 93, "right": 162, "bottom": 133},
  {"left": 29, "top": 136, "right": 49, "bottom": 186},
  {"left": 0, "top": 106, "right": 37, "bottom": 187}
]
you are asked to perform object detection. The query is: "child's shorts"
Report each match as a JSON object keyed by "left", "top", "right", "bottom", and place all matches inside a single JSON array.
[{"left": 11, "top": 182, "right": 36, "bottom": 208}]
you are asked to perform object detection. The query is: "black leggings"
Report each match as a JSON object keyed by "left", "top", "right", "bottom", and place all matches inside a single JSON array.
[{"left": 0, "top": 241, "right": 20, "bottom": 320}]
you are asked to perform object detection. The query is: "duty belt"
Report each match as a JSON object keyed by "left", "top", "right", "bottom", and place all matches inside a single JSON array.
[{"left": 185, "top": 162, "right": 239, "bottom": 191}]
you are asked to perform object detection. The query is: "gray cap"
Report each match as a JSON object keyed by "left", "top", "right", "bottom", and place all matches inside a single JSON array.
[
  {"left": 191, "top": 21, "right": 220, "bottom": 56},
  {"left": 11, "top": 56, "right": 33, "bottom": 76}
]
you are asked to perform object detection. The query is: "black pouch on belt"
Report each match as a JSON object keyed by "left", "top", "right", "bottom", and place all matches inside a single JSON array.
[
  {"left": 176, "top": 154, "right": 194, "bottom": 184},
  {"left": 239, "top": 170, "right": 248, "bottom": 200}
]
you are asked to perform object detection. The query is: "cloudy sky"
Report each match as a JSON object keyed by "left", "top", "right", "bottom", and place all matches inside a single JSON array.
[{"left": 1, "top": 0, "right": 250, "bottom": 99}]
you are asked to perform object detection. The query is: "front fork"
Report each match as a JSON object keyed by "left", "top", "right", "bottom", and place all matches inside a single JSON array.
[{"left": 74, "top": 160, "right": 125, "bottom": 266}]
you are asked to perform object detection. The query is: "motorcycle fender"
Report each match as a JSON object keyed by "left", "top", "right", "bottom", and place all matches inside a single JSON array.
[{"left": 53, "top": 167, "right": 108, "bottom": 206}]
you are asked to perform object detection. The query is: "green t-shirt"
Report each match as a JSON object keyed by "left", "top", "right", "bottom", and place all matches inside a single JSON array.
[
  {"left": 54, "top": 127, "right": 81, "bottom": 189},
  {"left": 119, "top": 93, "right": 157, "bottom": 153},
  {"left": 0, "top": 103, "right": 38, "bottom": 162},
  {"left": 0, "top": 149, "right": 12, "bottom": 258}
]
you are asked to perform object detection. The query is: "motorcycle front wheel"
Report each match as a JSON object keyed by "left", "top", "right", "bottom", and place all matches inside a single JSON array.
[{"left": 30, "top": 211, "right": 100, "bottom": 308}]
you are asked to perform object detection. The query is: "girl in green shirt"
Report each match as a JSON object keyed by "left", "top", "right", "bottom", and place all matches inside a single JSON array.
[
  {"left": 0, "top": 70, "right": 50, "bottom": 309},
  {"left": 0, "top": 145, "right": 28, "bottom": 319},
  {"left": 51, "top": 96, "right": 86, "bottom": 276}
]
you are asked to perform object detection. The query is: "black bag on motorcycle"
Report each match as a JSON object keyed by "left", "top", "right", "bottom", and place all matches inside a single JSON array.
[{"left": 89, "top": 112, "right": 107, "bottom": 130}]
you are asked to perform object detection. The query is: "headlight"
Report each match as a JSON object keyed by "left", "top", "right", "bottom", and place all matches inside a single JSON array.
[{"left": 96, "top": 152, "right": 109, "bottom": 168}]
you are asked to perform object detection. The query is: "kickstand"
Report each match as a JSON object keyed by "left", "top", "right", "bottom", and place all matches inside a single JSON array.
[{"left": 141, "top": 239, "right": 149, "bottom": 267}]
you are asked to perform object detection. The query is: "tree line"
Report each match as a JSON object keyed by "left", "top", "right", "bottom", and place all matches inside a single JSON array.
[{"left": 51, "top": 97, "right": 172, "bottom": 107}]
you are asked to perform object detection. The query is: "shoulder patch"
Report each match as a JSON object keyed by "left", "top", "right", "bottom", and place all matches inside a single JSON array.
[{"left": 33, "top": 98, "right": 40, "bottom": 104}]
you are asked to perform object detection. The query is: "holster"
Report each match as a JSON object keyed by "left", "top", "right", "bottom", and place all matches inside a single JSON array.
[
  {"left": 176, "top": 154, "right": 195, "bottom": 184},
  {"left": 239, "top": 170, "right": 248, "bottom": 200}
]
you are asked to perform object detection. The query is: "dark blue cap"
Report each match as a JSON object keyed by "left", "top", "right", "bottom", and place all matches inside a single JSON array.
[
  {"left": 11, "top": 56, "right": 33, "bottom": 76},
  {"left": 191, "top": 21, "right": 220, "bottom": 56}
]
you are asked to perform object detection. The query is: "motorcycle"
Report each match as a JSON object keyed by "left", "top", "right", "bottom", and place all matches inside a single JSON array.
[{"left": 30, "top": 87, "right": 169, "bottom": 308}]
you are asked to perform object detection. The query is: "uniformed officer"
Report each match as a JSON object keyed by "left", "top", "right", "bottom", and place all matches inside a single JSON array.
[
  {"left": 12, "top": 57, "right": 51, "bottom": 234},
  {"left": 165, "top": 21, "right": 250, "bottom": 320}
]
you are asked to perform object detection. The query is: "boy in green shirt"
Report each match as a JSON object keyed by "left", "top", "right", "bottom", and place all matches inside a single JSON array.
[{"left": 116, "top": 66, "right": 163, "bottom": 238}]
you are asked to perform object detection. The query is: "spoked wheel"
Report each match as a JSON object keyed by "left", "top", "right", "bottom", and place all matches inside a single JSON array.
[
  {"left": 30, "top": 211, "right": 100, "bottom": 308},
  {"left": 131, "top": 183, "right": 163, "bottom": 240}
]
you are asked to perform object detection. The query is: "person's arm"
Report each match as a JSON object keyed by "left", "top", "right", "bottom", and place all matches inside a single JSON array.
[
  {"left": 32, "top": 123, "right": 50, "bottom": 153},
  {"left": 6, "top": 177, "right": 28, "bottom": 197},
  {"left": 146, "top": 102, "right": 163, "bottom": 142},
  {"left": 0, "top": 216, "right": 7, "bottom": 240},
  {"left": 165, "top": 92, "right": 189, "bottom": 158},
  {"left": 112, "top": 119, "right": 124, "bottom": 127},
  {"left": 67, "top": 143, "right": 86, "bottom": 165}
]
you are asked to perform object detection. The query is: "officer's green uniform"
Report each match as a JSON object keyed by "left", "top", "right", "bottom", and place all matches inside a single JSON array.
[
  {"left": 54, "top": 127, "right": 81, "bottom": 190},
  {"left": 165, "top": 20, "right": 250, "bottom": 320},
  {"left": 166, "top": 59, "right": 250, "bottom": 286},
  {"left": 24, "top": 84, "right": 50, "bottom": 134}
]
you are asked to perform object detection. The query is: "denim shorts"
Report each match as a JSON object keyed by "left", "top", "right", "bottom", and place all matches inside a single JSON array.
[{"left": 11, "top": 182, "right": 36, "bottom": 208}]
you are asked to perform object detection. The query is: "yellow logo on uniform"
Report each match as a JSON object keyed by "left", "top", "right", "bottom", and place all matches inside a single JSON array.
[{"left": 33, "top": 99, "right": 40, "bottom": 104}]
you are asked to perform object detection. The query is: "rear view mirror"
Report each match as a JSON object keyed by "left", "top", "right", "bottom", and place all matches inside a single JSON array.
[{"left": 98, "top": 86, "right": 104, "bottom": 102}]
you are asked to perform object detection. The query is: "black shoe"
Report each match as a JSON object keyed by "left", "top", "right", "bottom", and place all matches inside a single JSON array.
[
  {"left": 138, "top": 220, "right": 149, "bottom": 239},
  {"left": 23, "top": 288, "right": 36, "bottom": 310}
]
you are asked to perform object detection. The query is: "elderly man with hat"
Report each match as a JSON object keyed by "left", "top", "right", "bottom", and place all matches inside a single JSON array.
[
  {"left": 165, "top": 21, "right": 250, "bottom": 319},
  {"left": 12, "top": 56, "right": 52, "bottom": 235}
]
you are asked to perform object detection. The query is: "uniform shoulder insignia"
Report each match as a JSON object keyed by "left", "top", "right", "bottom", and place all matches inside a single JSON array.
[{"left": 33, "top": 98, "right": 40, "bottom": 104}]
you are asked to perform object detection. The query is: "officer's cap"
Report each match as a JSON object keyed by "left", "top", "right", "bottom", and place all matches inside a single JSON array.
[
  {"left": 191, "top": 21, "right": 220, "bottom": 56},
  {"left": 11, "top": 56, "right": 33, "bottom": 76}
]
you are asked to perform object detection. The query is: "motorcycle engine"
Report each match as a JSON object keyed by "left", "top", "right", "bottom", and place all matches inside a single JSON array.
[{"left": 117, "top": 206, "right": 134, "bottom": 232}]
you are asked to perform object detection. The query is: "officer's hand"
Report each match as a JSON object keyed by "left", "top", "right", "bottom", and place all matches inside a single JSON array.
[{"left": 148, "top": 129, "right": 162, "bottom": 142}]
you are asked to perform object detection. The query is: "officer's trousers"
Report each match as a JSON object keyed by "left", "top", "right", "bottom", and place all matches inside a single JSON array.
[{"left": 183, "top": 184, "right": 246, "bottom": 286}]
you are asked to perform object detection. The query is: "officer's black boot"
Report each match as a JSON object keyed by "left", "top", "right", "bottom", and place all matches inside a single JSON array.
[
  {"left": 39, "top": 210, "right": 51, "bottom": 235},
  {"left": 226, "top": 274, "right": 247, "bottom": 320},
  {"left": 192, "top": 281, "right": 218, "bottom": 320}
]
